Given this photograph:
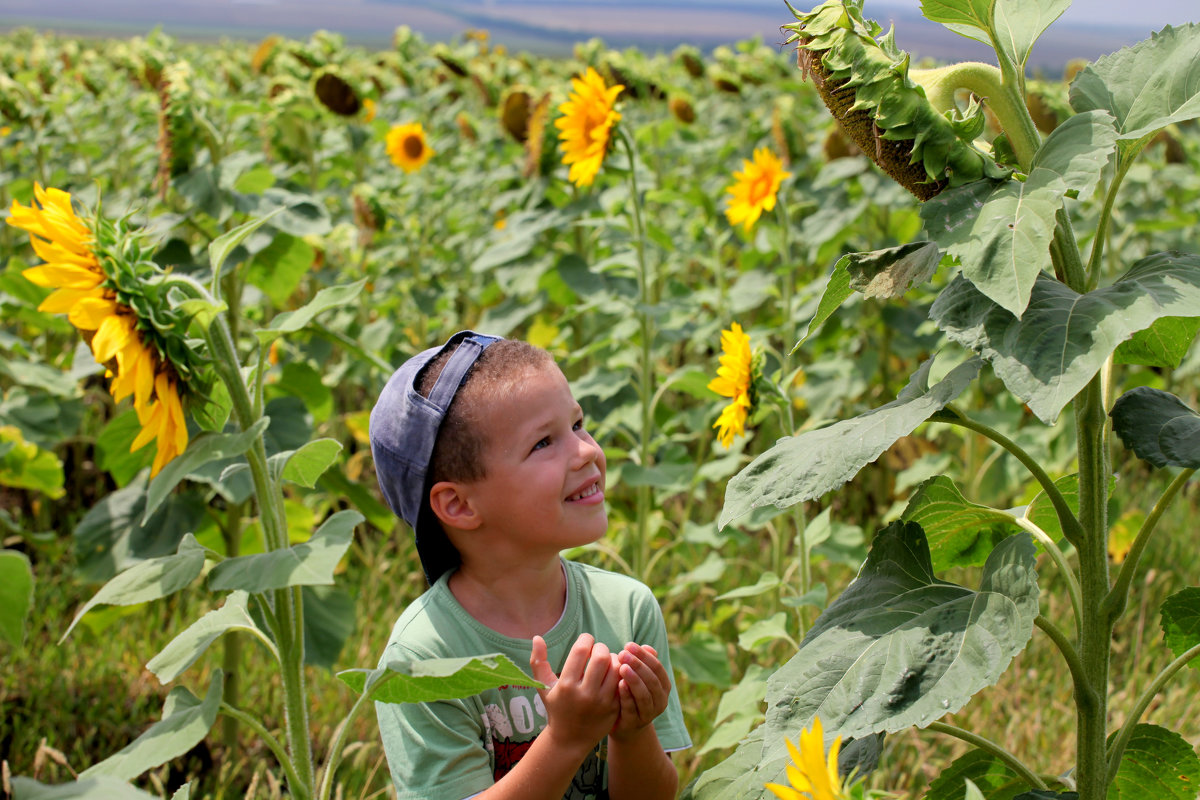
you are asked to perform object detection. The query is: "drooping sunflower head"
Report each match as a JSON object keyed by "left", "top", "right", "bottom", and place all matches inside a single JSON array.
[
  {"left": 554, "top": 66, "right": 624, "bottom": 188},
  {"left": 314, "top": 69, "right": 362, "bottom": 117},
  {"left": 8, "top": 186, "right": 204, "bottom": 477},
  {"left": 783, "top": 0, "right": 1007, "bottom": 200},
  {"left": 708, "top": 322, "right": 761, "bottom": 448},
  {"left": 765, "top": 716, "right": 853, "bottom": 800},
  {"left": 724, "top": 147, "right": 792, "bottom": 232},
  {"left": 386, "top": 122, "right": 435, "bottom": 173}
]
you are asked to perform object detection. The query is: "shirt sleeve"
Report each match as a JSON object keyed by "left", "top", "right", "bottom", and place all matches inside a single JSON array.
[
  {"left": 375, "top": 647, "right": 495, "bottom": 800},
  {"left": 632, "top": 586, "right": 693, "bottom": 753}
]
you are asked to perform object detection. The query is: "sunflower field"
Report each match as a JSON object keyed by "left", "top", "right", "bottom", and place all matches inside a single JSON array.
[{"left": 2, "top": 2, "right": 1200, "bottom": 799}]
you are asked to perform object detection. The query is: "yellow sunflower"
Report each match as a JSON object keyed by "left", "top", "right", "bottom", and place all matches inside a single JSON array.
[
  {"left": 554, "top": 66, "right": 624, "bottom": 187},
  {"left": 7, "top": 184, "right": 189, "bottom": 477},
  {"left": 362, "top": 97, "right": 377, "bottom": 124},
  {"left": 386, "top": 122, "right": 434, "bottom": 173},
  {"left": 725, "top": 147, "right": 792, "bottom": 231},
  {"left": 765, "top": 717, "right": 853, "bottom": 800},
  {"left": 708, "top": 322, "right": 755, "bottom": 448}
]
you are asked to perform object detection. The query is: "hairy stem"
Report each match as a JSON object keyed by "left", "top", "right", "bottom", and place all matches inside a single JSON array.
[
  {"left": 939, "top": 405, "right": 1085, "bottom": 546},
  {"left": 220, "top": 702, "right": 302, "bottom": 792},
  {"left": 1104, "top": 468, "right": 1195, "bottom": 623},
  {"left": 1013, "top": 518, "right": 1081, "bottom": 630},
  {"left": 926, "top": 721, "right": 1047, "bottom": 790}
]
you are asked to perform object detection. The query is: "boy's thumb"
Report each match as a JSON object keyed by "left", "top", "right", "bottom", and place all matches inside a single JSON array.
[{"left": 529, "top": 635, "right": 557, "bottom": 694}]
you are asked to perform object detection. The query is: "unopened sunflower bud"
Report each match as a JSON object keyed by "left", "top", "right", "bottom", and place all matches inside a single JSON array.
[{"left": 784, "top": 0, "right": 1008, "bottom": 200}]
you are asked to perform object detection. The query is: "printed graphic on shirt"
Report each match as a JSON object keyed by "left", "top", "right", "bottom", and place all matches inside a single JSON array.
[{"left": 482, "top": 692, "right": 608, "bottom": 799}]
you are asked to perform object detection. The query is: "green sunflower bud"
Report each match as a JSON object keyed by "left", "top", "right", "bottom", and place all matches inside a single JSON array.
[{"left": 784, "top": 0, "right": 1009, "bottom": 200}]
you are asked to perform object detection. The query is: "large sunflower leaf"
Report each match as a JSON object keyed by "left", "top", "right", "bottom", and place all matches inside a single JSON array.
[
  {"left": 339, "top": 653, "right": 540, "bottom": 702},
  {"left": 718, "top": 357, "right": 981, "bottom": 528},
  {"left": 207, "top": 510, "right": 362, "bottom": 593},
  {"left": 11, "top": 777, "right": 162, "bottom": 800},
  {"left": 992, "top": 0, "right": 1071, "bottom": 71},
  {"left": 921, "top": 173, "right": 1061, "bottom": 319},
  {"left": 1028, "top": 109, "right": 1118, "bottom": 203},
  {"left": 1108, "top": 724, "right": 1200, "bottom": 799},
  {"left": 924, "top": 748, "right": 1027, "bottom": 800},
  {"left": 62, "top": 535, "right": 207, "bottom": 642},
  {"left": 1110, "top": 387, "right": 1200, "bottom": 468},
  {"left": 901, "top": 476, "right": 1017, "bottom": 571},
  {"left": 1160, "top": 588, "right": 1200, "bottom": 670},
  {"left": 1070, "top": 24, "right": 1200, "bottom": 144},
  {"left": 844, "top": 242, "right": 942, "bottom": 300},
  {"left": 1113, "top": 317, "right": 1200, "bottom": 368},
  {"left": 79, "top": 671, "right": 223, "bottom": 781},
  {"left": 931, "top": 253, "right": 1200, "bottom": 424},
  {"left": 0, "top": 549, "right": 34, "bottom": 646},
  {"left": 143, "top": 418, "right": 270, "bottom": 522},
  {"left": 795, "top": 259, "right": 853, "bottom": 349},
  {"left": 764, "top": 521, "right": 1038, "bottom": 749},
  {"left": 147, "top": 591, "right": 271, "bottom": 683},
  {"left": 920, "top": 0, "right": 994, "bottom": 45}
]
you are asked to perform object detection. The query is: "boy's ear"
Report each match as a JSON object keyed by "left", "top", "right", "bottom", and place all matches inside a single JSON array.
[{"left": 428, "top": 480, "right": 482, "bottom": 531}]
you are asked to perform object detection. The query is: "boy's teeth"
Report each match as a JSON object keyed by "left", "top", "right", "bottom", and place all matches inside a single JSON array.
[{"left": 568, "top": 483, "right": 599, "bottom": 501}]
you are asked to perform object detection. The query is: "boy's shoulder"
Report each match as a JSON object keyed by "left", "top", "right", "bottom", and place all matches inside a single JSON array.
[{"left": 379, "top": 578, "right": 470, "bottom": 663}]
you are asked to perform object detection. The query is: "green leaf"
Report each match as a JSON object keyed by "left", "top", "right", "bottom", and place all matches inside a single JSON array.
[
  {"left": 274, "top": 361, "right": 333, "bottom": 422},
  {"left": 1028, "top": 109, "right": 1118, "bottom": 203},
  {"left": 671, "top": 630, "right": 733, "bottom": 688},
  {"left": 338, "top": 653, "right": 540, "bottom": 703},
  {"left": 301, "top": 584, "right": 355, "bottom": 670},
  {"left": 79, "top": 671, "right": 223, "bottom": 781},
  {"left": 207, "top": 510, "right": 362, "bottom": 593},
  {"left": 208, "top": 208, "right": 283, "bottom": 278},
  {"left": 737, "top": 612, "right": 794, "bottom": 651},
  {"left": 1012, "top": 793, "right": 1077, "bottom": 800},
  {"left": 254, "top": 279, "right": 366, "bottom": 345},
  {"left": 925, "top": 748, "right": 1026, "bottom": 800},
  {"left": 147, "top": 592, "right": 272, "bottom": 683},
  {"left": 0, "top": 424, "right": 64, "bottom": 498},
  {"left": 921, "top": 172, "right": 1063, "bottom": 318},
  {"left": 931, "top": 253, "right": 1200, "bottom": 424},
  {"left": 794, "top": 259, "right": 852, "bottom": 350},
  {"left": 245, "top": 233, "right": 315, "bottom": 307},
  {"left": 1114, "top": 317, "right": 1200, "bottom": 368},
  {"left": 74, "top": 478, "right": 209, "bottom": 582},
  {"left": 844, "top": 242, "right": 941, "bottom": 300},
  {"left": 1111, "top": 387, "right": 1200, "bottom": 468},
  {"left": 1108, "top": 723, "right": 1200, "bottom": 799},
  {"left": 1160, "top": 588, "right": 1200, "bottom": 670},
  {"left": 62, "top": 535, "right": 207, "bottom": 641},
  {"left": 95, "top": 409, "right": 154, "bottom": 487},
  {"left": 992, "top": 0, "right": 1071, "bottom": 71},
  {"left": 1070, "top": 24, "right": 1200, "bottom": 144},
  {"left": 268, "top": 438, "right": 342, "bottom": 488},
  {"left": 144, "top": 419, "right": 270, "bottom": 522},
  {"left": 719, "top": 357, "right": 981, "bottom": 528},
  {"left": 11, "top": 776, "right": 162, "bottom": 800},
  {"left": 0, "top": 549, "right": 34, "bottom": 646},
  {"left": 715, "top": 572, "right": 782, "bottom": 601},
  {"left": 901, "top": 476, "right": 1016, "bottom": 570},
  {"left": 319, "top": 466, "right": 395, "bottom": 532},
  {"left": 763, "top": 524, "right": 1038, "bottom": 746},
  {"left": 920, "top": 0, "right": 994, "bottom": 45}
]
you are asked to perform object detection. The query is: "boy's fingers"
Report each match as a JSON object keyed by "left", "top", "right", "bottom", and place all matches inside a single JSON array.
[
  {"left": 559, "top": 633, "right": 594, "bottom": 683},
  {"left": 529, "top": 635, "right": 557, "bottom": 691},
  {"left": 583, "top": 641, "right": 613, "bottom": 691},
  {"left": 619, "top": 662, "right": 653, "bottom": 711}
]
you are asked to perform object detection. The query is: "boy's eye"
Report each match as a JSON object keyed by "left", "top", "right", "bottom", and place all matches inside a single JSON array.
[{"left": 531, "top": 436, "right": 550, "bottom": 452}]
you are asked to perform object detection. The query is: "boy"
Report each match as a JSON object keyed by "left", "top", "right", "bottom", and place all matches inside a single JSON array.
[{"left": 369, "top": 330, "right": 691, "bottom": 800}]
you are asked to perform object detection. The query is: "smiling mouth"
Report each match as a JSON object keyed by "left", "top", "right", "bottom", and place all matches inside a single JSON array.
[{"left": 566, "top": 481, "right": 601, "bottom": 502}]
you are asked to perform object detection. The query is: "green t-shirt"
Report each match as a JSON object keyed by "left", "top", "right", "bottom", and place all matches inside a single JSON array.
[{"left": 375, "top": 558, "right": 691, "bottom": 800}]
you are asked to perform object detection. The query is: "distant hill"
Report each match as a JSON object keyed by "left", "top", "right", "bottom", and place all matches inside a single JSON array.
[{"left": 0, "top": 0, "right": 1146, "bottom": 70}]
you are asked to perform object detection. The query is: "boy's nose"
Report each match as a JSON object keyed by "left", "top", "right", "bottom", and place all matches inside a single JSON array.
[{"left": 572, "top": 430, "right": 604, "bottom": 469}]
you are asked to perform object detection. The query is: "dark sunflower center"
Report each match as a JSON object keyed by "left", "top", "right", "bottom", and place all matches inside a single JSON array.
[{"left": 403, "top": 135, "right": 424, "bottom": 160}]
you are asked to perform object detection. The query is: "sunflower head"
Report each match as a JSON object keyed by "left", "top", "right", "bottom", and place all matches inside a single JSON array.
[
  {"left": 8, "top": 186, "right": 206, "bottom": 476},
  {"left": 724, "top": 147, "right": 792, "bottom": 232},
  {"left": 765, "top": 717, "right": 854, "bottom": 800},
  {"left": 554, "top": 66, "right": 624, "bottom": 188},
  {"left": 386, "top": 122, "right": 435, "bottom": 173},
  {"left": 784, "top": 0, "right": 1007, "bottom": 200},
  {"left": 708, "top": 322, "right": 761, "bottom": 448},
  {"left": 314, "top": 69, "right": 362, "bottom": 116}
]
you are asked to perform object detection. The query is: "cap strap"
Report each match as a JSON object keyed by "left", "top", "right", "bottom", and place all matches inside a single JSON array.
[{"left": 426, "top": 333, "right": 498, "bottom": 409}]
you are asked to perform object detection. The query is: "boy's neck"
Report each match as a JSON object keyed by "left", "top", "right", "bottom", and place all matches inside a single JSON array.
[{"left": 447, "top": 556, "right": 568, "bottom": 639}]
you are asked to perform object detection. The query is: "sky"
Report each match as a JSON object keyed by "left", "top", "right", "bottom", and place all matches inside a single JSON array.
[{"left": 870, "top": 0, "right": 1196, "bottom": 30}]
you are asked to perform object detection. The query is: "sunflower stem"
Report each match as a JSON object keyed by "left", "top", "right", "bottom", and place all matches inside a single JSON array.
[
  {"left": 926, "top": 721, "right": 1048, "bottom": 790},
  {"left": 618, "top": 127, "right": 655, "bottom": 583}
]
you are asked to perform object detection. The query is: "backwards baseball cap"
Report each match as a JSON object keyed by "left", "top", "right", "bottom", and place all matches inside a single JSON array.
[{"left": 369, "top": 330, "right": 502, "bottom": 584}]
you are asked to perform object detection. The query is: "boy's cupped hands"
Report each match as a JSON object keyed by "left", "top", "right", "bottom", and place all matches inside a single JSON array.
[{"left": 529, "top": 633, "right": 671, "bottom": 752}]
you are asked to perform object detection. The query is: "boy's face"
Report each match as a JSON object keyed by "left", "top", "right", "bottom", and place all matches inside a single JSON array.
[{"left": 463, "top": 363, "right": 608, "bottom": 557}]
